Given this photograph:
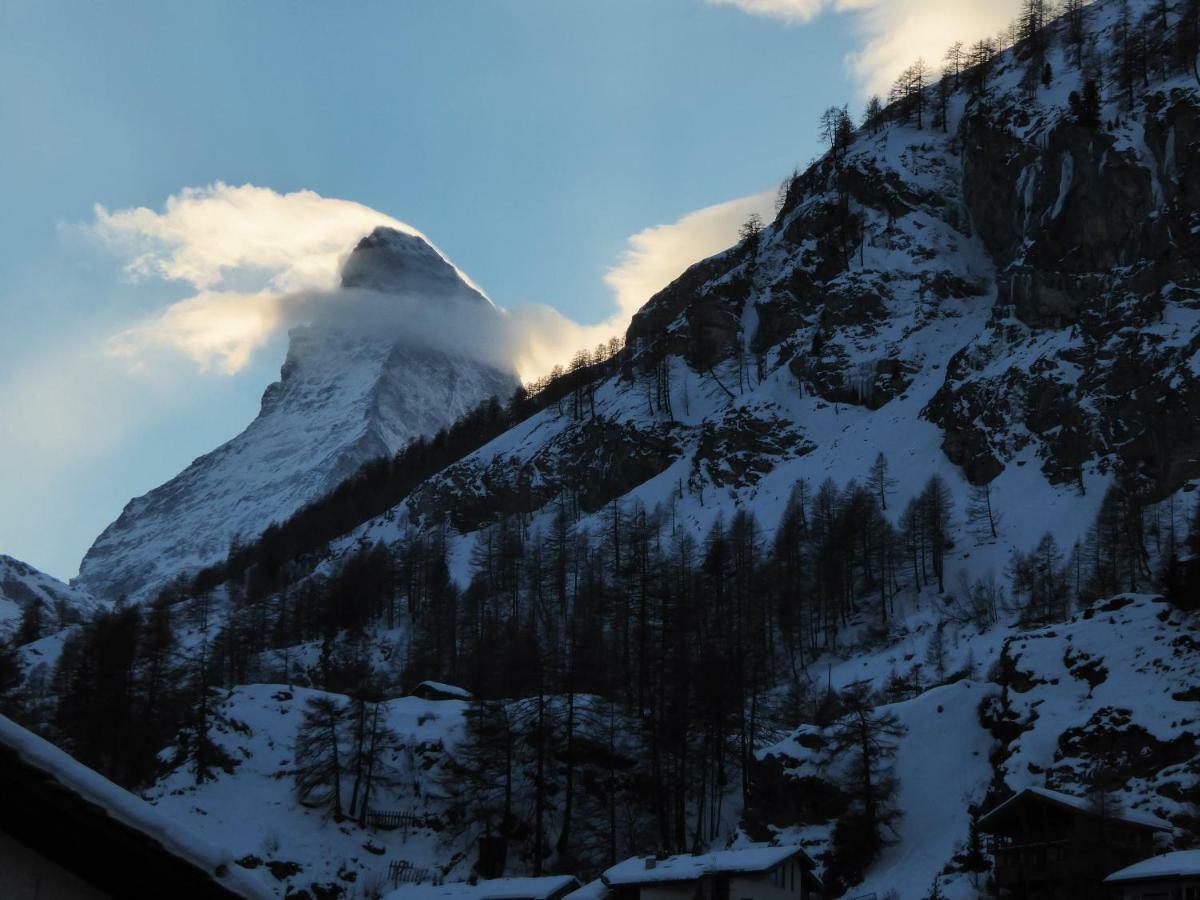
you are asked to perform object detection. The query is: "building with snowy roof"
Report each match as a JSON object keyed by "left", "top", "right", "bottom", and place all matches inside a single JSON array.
[
  {"left": 386, "top": 874, "right": 580, "bottom": 899},
  {"left": 411, "top": 680, "right": 475, "bottom": 701},
  {"left": 601, "top": 844, "right": 822, "bottom": 899},
  {"left": 0, "top": 713, "right": 268, "bottom": 899},
  {"left": 979, "top": 786, "right": 1170, "bottom": 900},
  {"left": 1104, "top": 850, "right": 1200, "bottom": 900}
]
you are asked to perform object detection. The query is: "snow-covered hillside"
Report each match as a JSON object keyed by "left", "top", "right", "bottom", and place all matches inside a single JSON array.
[
  {"left": 130, "top": 592, "right": 1197, "bottom": 899},
  {"left": 171, "top": 0, "right": 1199, "bottom": 893},
  {"left": 144, "top": 683, "right": 470, "bottom": 899},
  {"left": 74, "top": 228, "right": 521, "bottom": 604},
  {"left": 0, "top": 554, "right": 101, "bottom": 639},
  {"left": 11, "top": 1, "right": 1200, "bottom": 898}
]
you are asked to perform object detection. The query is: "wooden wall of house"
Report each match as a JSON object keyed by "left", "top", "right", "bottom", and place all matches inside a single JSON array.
[{"left": 0, "top": 829, "right": 113, "bottom": 900}]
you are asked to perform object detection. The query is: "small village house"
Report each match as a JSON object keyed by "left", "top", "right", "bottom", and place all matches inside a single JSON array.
[
  {"left": 601, "top": 844, "right": 822, "bottom": 900},
  {"left": 1104, "top": 850, "right": 1200, "bottom": 900},
  {"left": 979, "top": 786, "right": 1169, "bottom": 899},
  {"left": 410, "top": 680, "right": 475, "bottom": 702}
]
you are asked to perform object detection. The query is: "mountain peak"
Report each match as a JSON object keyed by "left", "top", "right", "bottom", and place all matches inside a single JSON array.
[{"left": 340, "top": 226, "right": 487, "bottom": 302}]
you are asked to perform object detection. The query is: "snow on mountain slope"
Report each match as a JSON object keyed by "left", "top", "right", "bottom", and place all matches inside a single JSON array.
[
  {"left": 756, "top": 680, "right": 996, "bottom": 899},
  {"left": 753, "top": 594, "right": 1198, "bottom": 899},
  {"left": 75, "top": 228, "right": 520, "bottom": 604},
  {"left": 990, "top": 594, "right": 1200, "bottom": 823},
  {"left": 144, "top": 683, "right": 469, "bottom": 898},
  {"left": 0, "top": 554, "right": 101, "bottom": 638}
]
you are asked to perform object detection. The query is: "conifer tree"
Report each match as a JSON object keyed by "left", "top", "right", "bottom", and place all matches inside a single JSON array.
[
  {"left": 868, "top": 452, "right": 897, "bottom": 511},
  {"left": 827, "top": 681, "right": 907, "bottom": 889},
  {"left": 294, "top": 695, "right": 348, "bottom": 819}
]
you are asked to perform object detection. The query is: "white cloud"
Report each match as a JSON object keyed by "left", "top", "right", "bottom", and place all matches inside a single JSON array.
[
  {"left": 106, "top": 289, "right": 287, "bottom": 375},
  {"left": 838, "top": 0, "right": 1021, "bottom": 98},
  {"left": 707, "top": 0, "right": 829, "bottom": 25},
  {"left": 707, "top": 0, "right": 1020, "bottom": 98},
  {"left": 92, "top": 183, "right": 413, "bottom": 292},
  {"left": 603, "top": 189, "right": 777, "bottom": 326}
]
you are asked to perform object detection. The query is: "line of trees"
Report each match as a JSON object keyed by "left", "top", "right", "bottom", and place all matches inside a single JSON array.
[
  {"left": 0, "top": 459, "right": 1193, "bottom": 881},
  {"left": 824, "top": 0, "right": 1200, "bottom": 162}
]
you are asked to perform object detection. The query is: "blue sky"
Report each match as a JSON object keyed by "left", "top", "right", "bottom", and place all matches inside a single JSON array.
[{"left": 0, "top": 0, "right": 1017, "bottom": 579}]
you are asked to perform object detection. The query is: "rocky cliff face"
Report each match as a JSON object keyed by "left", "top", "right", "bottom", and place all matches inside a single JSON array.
[
  {"left": 74, "top": 228, "right": 520, "bottom": 603},
  {"left": 930, "top": 80, "right": 1200, "bottom": 491}
]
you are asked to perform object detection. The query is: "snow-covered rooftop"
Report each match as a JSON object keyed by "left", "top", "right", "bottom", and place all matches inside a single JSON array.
[
  {"left": 1105, "top": 850, "right": 1200, "bottom": 883},
  {"left": 602, "top": 844, "right": 808, "bottom": 886},
  {"left": 386, "top": 874, "right": 579, "bottom": 899},
  {"left": 980, "top": 786, "right": 1171, "bottom": 832},
  {"left": 0, "top": 714, "right": 269, "bottom": 898},
  {"left": 415, "top": 680, "right": 474, "bottom": 700}
]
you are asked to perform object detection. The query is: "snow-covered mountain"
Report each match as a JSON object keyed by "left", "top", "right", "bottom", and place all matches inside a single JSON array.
[
  {"left": 157, "top": 0, "right": 1198, "bottom": 893},
  {"left": 74, "top": 228, "right": 520, "bottom": 603},
  {"left": 0, "top": 554, "right": 101, "bottom": 639},
  {"left": 16, "top": 2, "right": 1200, "bottom": 898}
]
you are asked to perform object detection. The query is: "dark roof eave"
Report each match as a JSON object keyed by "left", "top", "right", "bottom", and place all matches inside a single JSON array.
[{"left": 978, "top": 789, "right": 1169, "bottom": 834}]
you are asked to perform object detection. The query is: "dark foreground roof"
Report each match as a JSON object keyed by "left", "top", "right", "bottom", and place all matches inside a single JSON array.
[{"left": 0, "top": 714, "right": 266, "bottom": 899}]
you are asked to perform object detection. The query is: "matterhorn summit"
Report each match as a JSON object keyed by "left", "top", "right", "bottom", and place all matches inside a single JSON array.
[{"left": 75, "top": 227, "right": 520, "bottom": 603}]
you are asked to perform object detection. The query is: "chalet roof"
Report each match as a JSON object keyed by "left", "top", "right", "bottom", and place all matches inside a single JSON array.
[
  {"left": 0, "top": 713, "right": 269, "bottom": 899},
  {"left": 386, "top": 874, "right": 580, "bottom": 899},
  {"left": 1105, "top": 850, "right": 1200, "bottom": 883},
  {"left": 602, "top": 844, "right": 817, "bottom": 887},
  {"left": 979, "top": 786, "right": 1171, "bottom": 833}
]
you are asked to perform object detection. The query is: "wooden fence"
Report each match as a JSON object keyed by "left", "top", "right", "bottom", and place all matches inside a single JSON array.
[
  {"left": 369, "top": 809, "right": 421, "bottom": 833},
  {"left": 387, "top": 860, "right": 437, "bottom": 888}
]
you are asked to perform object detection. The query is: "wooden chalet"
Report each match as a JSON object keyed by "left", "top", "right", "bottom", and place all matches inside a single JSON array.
[
  {"left": 979, "top": 786, "right": 1170, "bottom": 899},
  {"left": 0, "top": 713, "right": 266, "bottom": 900}
]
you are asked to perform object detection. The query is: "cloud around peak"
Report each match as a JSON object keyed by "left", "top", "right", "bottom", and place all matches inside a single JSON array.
[
  {"left": 88, "top": 183, "right": 471, "bottom": 375},
  {"left": 87, "top": 181, "right": 776, "bottom": 381}
]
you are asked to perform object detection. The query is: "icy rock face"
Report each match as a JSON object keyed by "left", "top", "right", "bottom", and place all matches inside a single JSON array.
[
  {"left": 0, "top": 555, "right": 100, "bottom": 638},
  {"left": 930, "top": 87, "right": 1200, "bottom": 488},
  {"left": 75, "top": 228, "right": 519, "bottom": 603}
]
